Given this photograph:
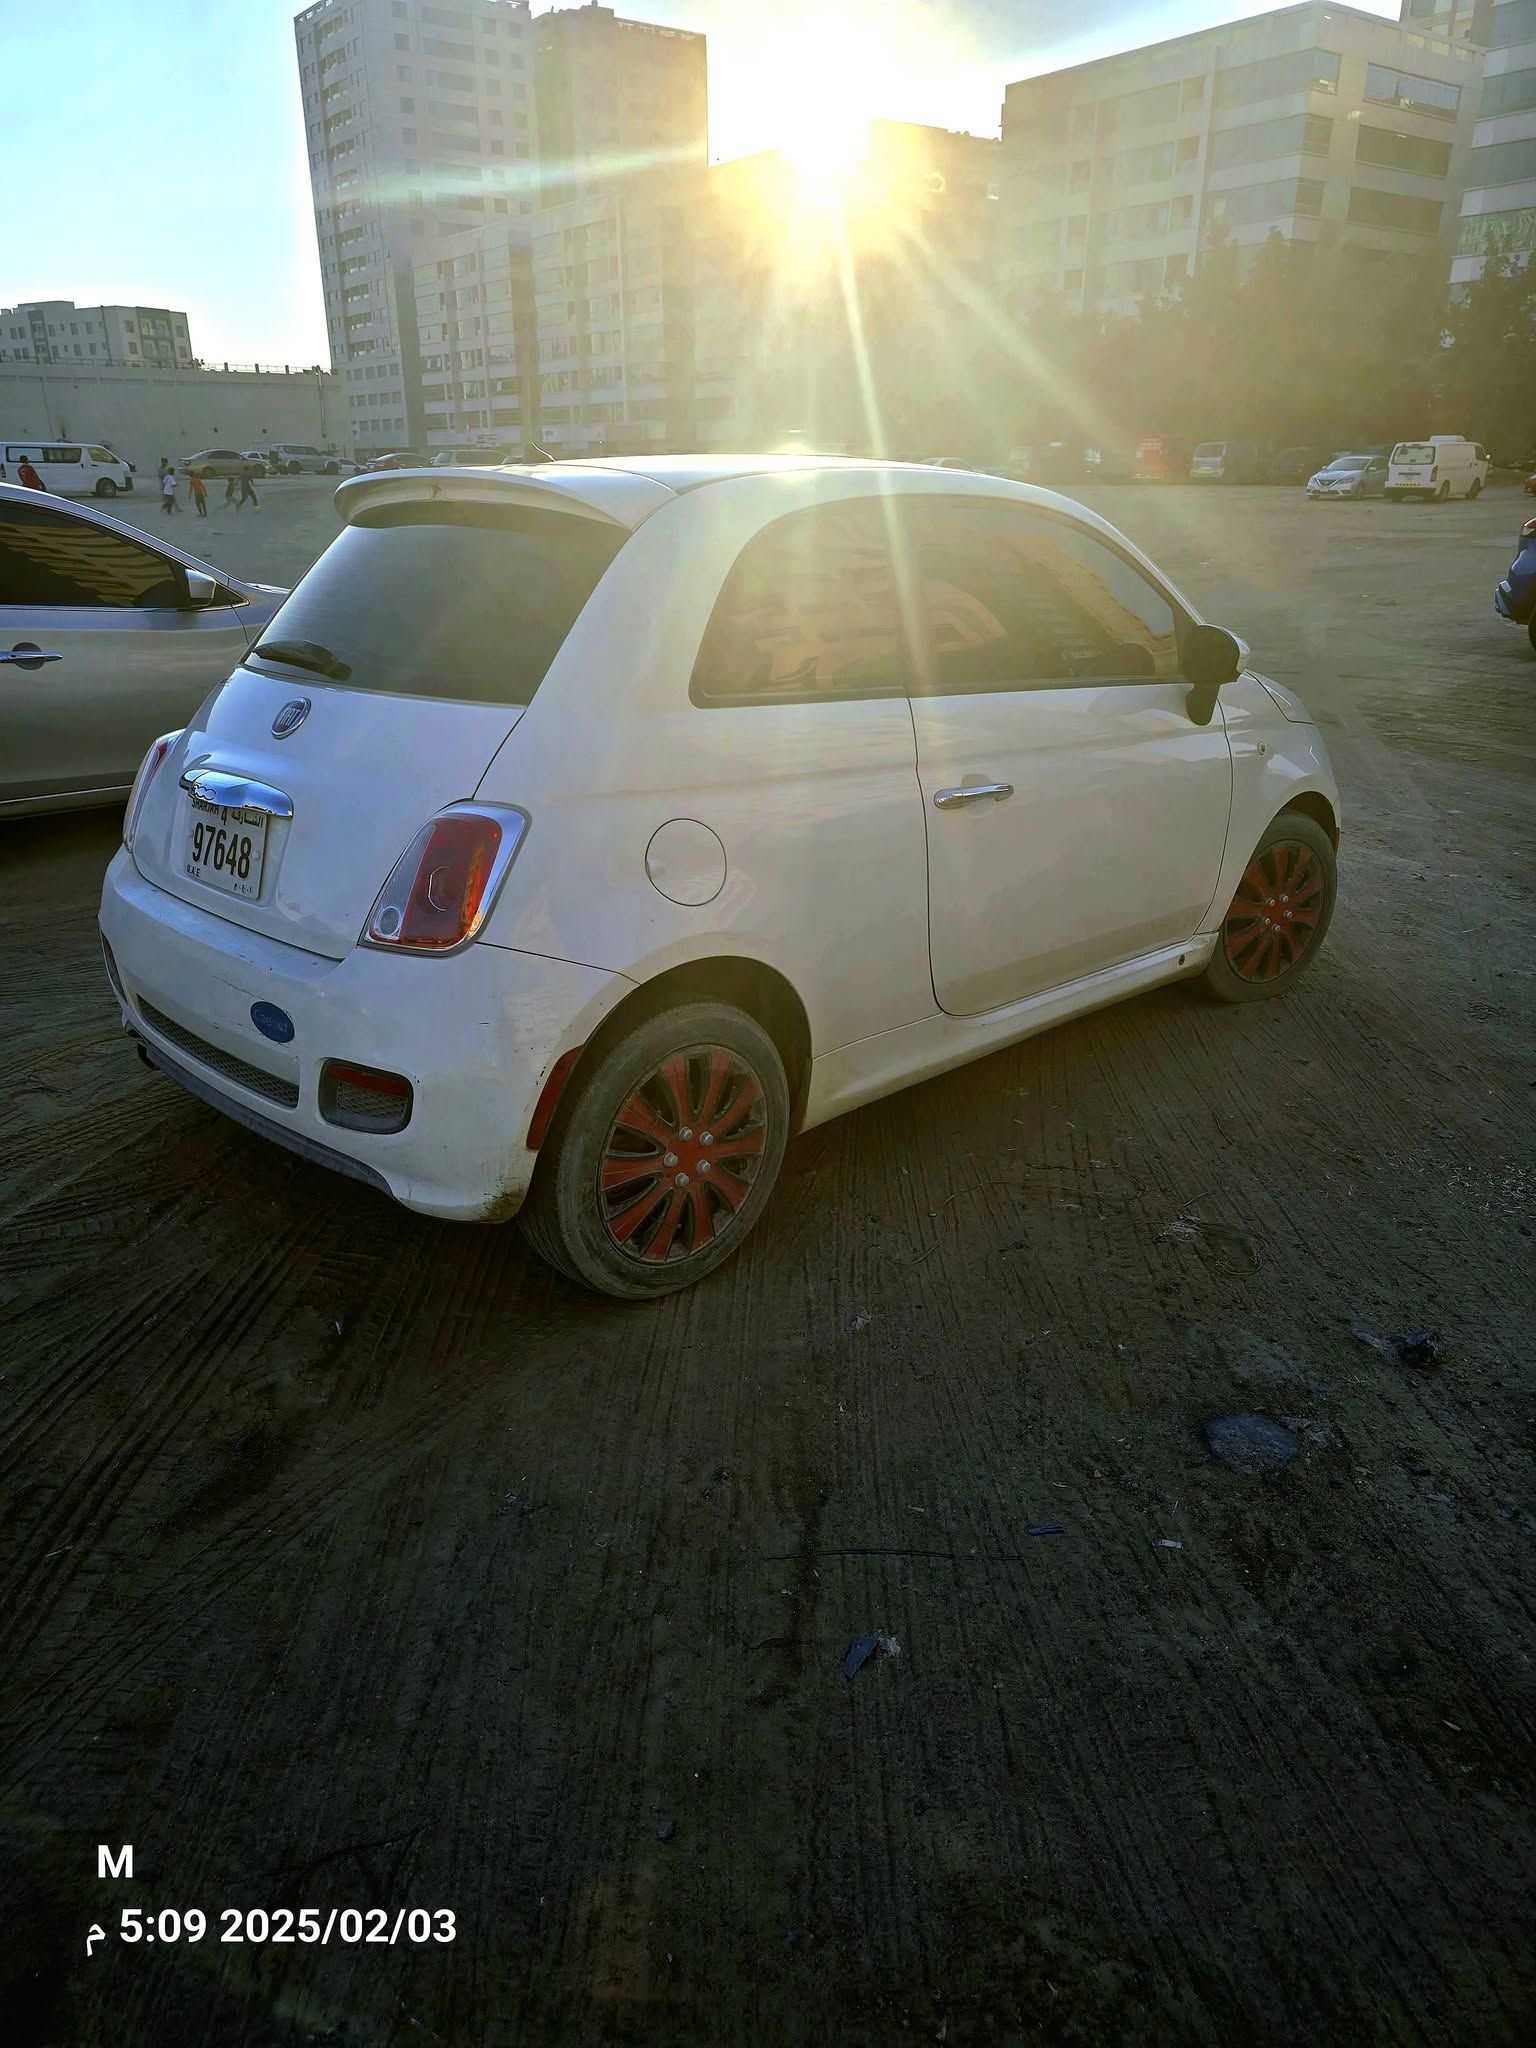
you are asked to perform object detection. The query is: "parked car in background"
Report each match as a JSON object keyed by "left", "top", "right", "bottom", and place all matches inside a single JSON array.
[
  {"left": 364, "top": 450, "right": 429, "bottom": 472},
  {"left": 100, "top": 454, "right": 1338, "bottom": 1297},
  {"left": 1494, "top": 512, "right": 1536, "bottom": 653},
  {"left": 1386, "top": 436, "right": 1489, "bottom": 502},
  {"left": 0, "top": 439, "right": 135, "bottom": 498},
  {"left": 182, "top": 448, "right": 250, "bottom": 481},
  {"left": 1132, "top": 433, "right": 1195, "bottom": 481},
  {"left": 1307, "top": 453, "right": 1390, "bottom": 500},
  {"left": 265, "top": 444, "right": 342, "bottom": 476},
  {"left": 0, "top": 480, "right": 286, "bottom": 814},
  {"left": 1014, "top": 444, "right": 1082, "bottom": 485},
  {"left": 1268, "top": 446, "right": 1336, "bottom": 485},
  {"left": 239, "top": 450, "right": 272, "bottom": 477},
  {"left": 1524, "top": 469, "right": 1536, "bottom": 497},
  {"left": 431, "top": 446, "right": 509, "bottom": 468},
  {"left": 1190, "top": 440, "right": 1262, "bottom": 483}
]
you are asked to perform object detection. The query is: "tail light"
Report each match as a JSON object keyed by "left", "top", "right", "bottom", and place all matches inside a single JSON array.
[
  {"left": 1430, "top": 465, "right": 1438, "bottom": 482},
  {"left": 363, "top": 804, "right": 529, "bottom": 953},
  {"left": 124, "top": 731, "right": 180, "bottom": 850}
]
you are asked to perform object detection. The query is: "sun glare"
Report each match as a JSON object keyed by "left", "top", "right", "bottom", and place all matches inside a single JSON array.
[{"left": 780, "top": 115, "right": 870, "bottom": 200}]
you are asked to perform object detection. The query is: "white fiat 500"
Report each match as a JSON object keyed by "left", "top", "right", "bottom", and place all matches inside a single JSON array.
[{"left": 100, "top": 456, "right": 1339, "bottom": 1297}]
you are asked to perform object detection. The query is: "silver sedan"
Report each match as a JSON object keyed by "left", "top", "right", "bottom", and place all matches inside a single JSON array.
[{"left": 0, "top": 481, "right": 286, "bottom": 815}]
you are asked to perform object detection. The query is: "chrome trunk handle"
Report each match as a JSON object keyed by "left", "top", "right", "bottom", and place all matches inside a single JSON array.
[{"left": 180, "top": 768, "right": 294, "bottom": 819}]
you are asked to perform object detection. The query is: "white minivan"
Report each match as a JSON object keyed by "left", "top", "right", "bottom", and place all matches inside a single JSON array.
[
  {"left": 0, "top": 440, "right": 134, "bottom": 498},
  {"left": 1386, "top": 436, "right": 1489, "bottom": 502}
]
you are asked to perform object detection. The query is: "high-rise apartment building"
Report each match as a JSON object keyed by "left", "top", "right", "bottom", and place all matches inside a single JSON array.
[
  {"left": 1001, "top": 2, "right": 1483, "bottom": 316},
  {"left": 0, "top": 301, "right": 193, "bottom": 369},
  {"left": 532, "top": 3, "right": 708, "bottom": 208},
  {"left": 412, "top": 219, "right": 537, "bottom": 450},
  {"left": 531, "top": 170, "right": 694, "bottom": 455},
  {"left": 1450, "top": 0, "right": 1536, "bottom": 282},
  {"left": 293, "top": 0, "right": 538, "bottom": 455}
]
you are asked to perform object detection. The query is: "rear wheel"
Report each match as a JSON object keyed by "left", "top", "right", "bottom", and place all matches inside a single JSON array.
[
  {"left": 94, "top": 478, "right": 117, "bottom": 498},
  {"left": 1437, "top": 480, "right": 1451, "bottom": 501},
  {"left": 519, "top": 1001, "right": 790, "bottom": 1299},
  {"left": 287, "top": 460, "right": 301, "bottom": 475},
  {"left": 1468, "top": 477, "right": 1482, "bottom": 500},
  {"left": 1528, "top": 616, "right": 1536, "bottom": 655},
  {"left": 1202, "top": 812, "right": 1336, "bottom": 1004}
]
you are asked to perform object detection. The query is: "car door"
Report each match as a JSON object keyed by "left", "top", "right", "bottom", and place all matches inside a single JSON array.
[
  {"left": 906, "top": 496, "right": 1234, "bottom": 1016},
  {"left": 0, "top": 497, "right": 253, "bottom": 808}
]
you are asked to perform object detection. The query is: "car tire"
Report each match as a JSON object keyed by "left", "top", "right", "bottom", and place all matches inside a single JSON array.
[
  {"left": 1202, "top": 811, "right": 1336, "bottom": 1005},
  {"left": 1437, "top": 480, "right": 1451, "bottom": 501},
  {"left": 323, "top": 461, "right": 339, "bottom": 474},
  {"left": 519, "top": 1001, "right": 790, "bottom": 1299},
  {"left": 1468, "top": 478, "right": 1482, "bottom": 500},
  {"left": 94, "top": 478, "right": 117, "bottom": 498},
  {"left": 1528, "top": 616, "right": 1536, "bottom": 656},
  {"left": 287, "top": 461, "right": 301, "bottom": 475}
]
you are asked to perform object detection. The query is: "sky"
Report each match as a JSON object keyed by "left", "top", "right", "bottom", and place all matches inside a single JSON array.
[{"left": 0, "top": 0, "right": 1403, "bottom": 366}]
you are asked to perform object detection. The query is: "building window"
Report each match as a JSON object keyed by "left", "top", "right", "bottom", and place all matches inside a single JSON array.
[
  {"left": 395, "top": 33, "right": 409, "bottom": 50},
  {"left": 1213, "top": 48, "right": 1340, "bottom": 111},
  {"left": 1176, "top": 135, "right": 1200, "bottom": 165},
  {"left": 1181, "top": 75, "right": 1205, "bottom": 107},
  {"left": 1070, "top": 159, "right": 1091, "bottom": 191},
  {"left": 1172, "top": 193, "right": 1193, "bottom": 226},
  {"left": 1456, "top": 205, "right": 1536, "bottom": 257},
  {"left": 1464, "top": 136, "right": 1536, "bottom": 190},
  {"left": 1363, "top": 65, "right": 1460, "bottom": 120},
  {"left": 1210, "top": 112, "right": 1334, "bottom": 172},
  {"left": 1478, "top": 65, "right": 1536, "bottom": 120},
  {"left": 1347, "top": 187, "right": 1443, "bottom": 233},
  {"left": 1354, "top": 125, "right": 1453, "bottom": 177},
  {"left": 1165, "top": 253, "right": 1189, "bottom": 283},
  {"left": 1205, "top": 176, "right": 1324, "bottom": 227}
]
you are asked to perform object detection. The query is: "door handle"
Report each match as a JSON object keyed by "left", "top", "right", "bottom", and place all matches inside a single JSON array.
[
  {"left": 1, "top": 644, "right": 63, "bottom": 669},
  {"left": 933, "top": 780, "right": 1014, "bottom": 808}
]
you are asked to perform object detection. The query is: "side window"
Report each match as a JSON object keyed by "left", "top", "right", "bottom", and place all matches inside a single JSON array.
[
  {"left": 45, "top": 446, "right": 83, "bottom": 464},
  {"left": 8, "top": 444, "right": 45, "bottom": 466},
  {"left": 911, "top": 500, "right": 1182, "bottom": 690},
  {"left": 692, "top": 499, "right": 914, "bottom": 703},
  {"left": 0, "top": 503, "right": 186, "bottom": 609}
]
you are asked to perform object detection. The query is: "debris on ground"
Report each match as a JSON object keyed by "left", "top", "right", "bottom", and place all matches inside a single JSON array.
[
  {"left": 1350, "top": 1319, "right": 1440, "bottom": 1368},
  {"left": 1157, "top": 1538, "right": 1184, "bottom": 1549},
  {"left": 1204, "top": 1413, "right": 1299, "bottom": 1475},
  {"left": 1280, "top": 1416, "right": 1342, "bottom": 1451},
  {"left": 1160, "top": 1214, "right": 1202, "bottom": 1242},
  {"left": 1026, "top": 1523, "right": 1064, "bottom": 1538},
  {"left": 841, "top": 1633, "right": 901, "bottom": 1681},
  {"left": 1395, "top": 1329, "right": 1440, "bottom": 1368},
  {"left": 656, "top": 1818, "right": 676, "bottom": 1843}
]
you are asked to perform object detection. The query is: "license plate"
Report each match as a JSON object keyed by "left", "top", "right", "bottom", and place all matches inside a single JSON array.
[{"left": 184, "top": 801, "right": 267, "bottom": 898}]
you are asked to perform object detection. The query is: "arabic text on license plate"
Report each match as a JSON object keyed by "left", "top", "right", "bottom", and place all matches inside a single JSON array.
[{"left": 186, "top": 803, "right": 267, "bottom": 898}]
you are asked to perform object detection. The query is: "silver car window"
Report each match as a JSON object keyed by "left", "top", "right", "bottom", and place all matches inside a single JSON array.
[{"left": 0, "top": 502, "right": 185, "bottom": 609}]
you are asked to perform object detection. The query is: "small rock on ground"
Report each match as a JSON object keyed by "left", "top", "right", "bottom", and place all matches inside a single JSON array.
[{"left": 1205, "top": 1413, "right": 1299, "bottom": 1475}]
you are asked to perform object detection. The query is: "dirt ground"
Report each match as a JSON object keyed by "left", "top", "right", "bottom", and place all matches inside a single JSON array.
[{"left": 2, "top": 479, "right": 1533, "bottom": 2047}]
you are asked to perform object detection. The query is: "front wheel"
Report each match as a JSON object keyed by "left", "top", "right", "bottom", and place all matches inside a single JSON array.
[
  {"left": 94, "top": 478, "right": 118, "bottom": 498},
  {"left": 323, "top": 461, "right": 339, "bottom": 474},
  {"left": 518, "top": 1001, "right": 790, "bottom": 1298},
  {"left": 1202, "top": 812, "right": 1336, "bottom": 1004},
  {"left": 287, "top": 461, "right": 301, "bottom": 475}
]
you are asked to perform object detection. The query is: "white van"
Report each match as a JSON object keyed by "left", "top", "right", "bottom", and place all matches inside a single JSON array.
[
  {"left": 1386, "top": 435, "right": 1489, "bottom": 503},
  {"left": 0, "top": 439, "right": 134, "bottom": 498}
]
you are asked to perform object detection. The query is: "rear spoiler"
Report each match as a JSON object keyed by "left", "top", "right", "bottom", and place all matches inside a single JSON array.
[{"left": 335, "top": 465, "right": 676, "bottom": 532}]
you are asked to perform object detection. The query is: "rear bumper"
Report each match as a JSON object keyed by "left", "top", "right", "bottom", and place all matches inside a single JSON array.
[{"left": 100, "top": 847, "right": 632, "bottom": 1221}]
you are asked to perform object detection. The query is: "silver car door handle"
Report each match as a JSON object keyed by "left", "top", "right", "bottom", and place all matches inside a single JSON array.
[
  {"left": 0, "top": 646, "right": 63, "bottom": 664},
  {"left": 933, "top": 781, "right": 1014, "bottom": 808},
  {"left": 180, "top": 768, "right": 295, "bottom": 820}
]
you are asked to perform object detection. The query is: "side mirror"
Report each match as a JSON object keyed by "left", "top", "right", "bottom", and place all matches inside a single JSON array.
[
  {"left": 1184, "top": 622, "right": 1245, "bottom": 690},
  {"left": 183, "top": 569, "right": 218, "bottom": 609}
]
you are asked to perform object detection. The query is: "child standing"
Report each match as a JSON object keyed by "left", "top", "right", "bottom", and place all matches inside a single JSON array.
[
  {"left": 188, "top": 470, "right": 208, "bottom": 518},
  {"left": 161, "top": 466, "right": 179, "bottom": 515}
]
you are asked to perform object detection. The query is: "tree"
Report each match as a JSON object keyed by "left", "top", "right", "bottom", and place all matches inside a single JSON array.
[{"left": 1439, "top": 248, "right": 1536, "bottom": 458}]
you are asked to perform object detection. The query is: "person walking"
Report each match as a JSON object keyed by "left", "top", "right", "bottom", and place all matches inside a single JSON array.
[
  {"left": 16, "top": 457, "right": 47, "bottom": 491},
  {"left": 156, "top": 456, "right": 170, "bottom": 487},
  {"left": 233, "top": 459, "right": 260, "bottom": 512},
  {"left": 224, "top": 469, "right": 238, "bottom": 507},
  {"left": 188, "top": 470, "right": 208, "bottom": 518},
  {"left": 161, "top": 466, "right": 179, "bottom": 516}
]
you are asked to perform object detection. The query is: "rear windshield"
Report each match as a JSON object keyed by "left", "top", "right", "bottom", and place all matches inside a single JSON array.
[
  {"left": 248, "top": 501, "right": 627, "bottom": 705},
  {"left": 1194, "top": 443, "right": 1226, "bottom": 457},
  {"left": 1393, "top": 443, "right": 1435, "bottom": 464}
]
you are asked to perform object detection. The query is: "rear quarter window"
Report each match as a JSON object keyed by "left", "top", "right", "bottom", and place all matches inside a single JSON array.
[{"left": 250, "top": 500, "right": 627, "bottom": 705}]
